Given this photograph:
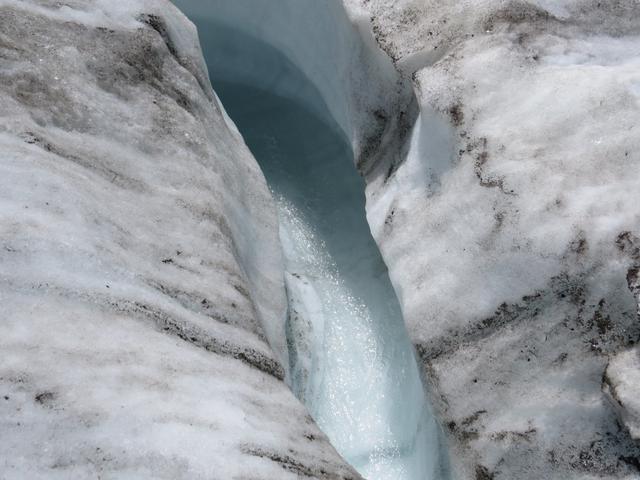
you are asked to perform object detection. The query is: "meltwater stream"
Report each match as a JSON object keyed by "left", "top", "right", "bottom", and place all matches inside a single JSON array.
[
  {"left": 214, "top": 84, "right": 443, "bottom": 480},
  {"left": 172, "top": 1, "right": 446, "bottom": 476}
]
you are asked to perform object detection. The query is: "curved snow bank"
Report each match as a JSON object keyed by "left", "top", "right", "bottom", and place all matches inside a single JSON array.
[{"left": 0, "top": 1, "right": 360, "bottom": 478}]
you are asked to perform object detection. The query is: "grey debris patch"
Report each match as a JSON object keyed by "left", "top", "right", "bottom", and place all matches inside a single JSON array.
[
  {"left": 114, "top": 299, "right": 285, "bottom": 380},
  {"left": 358, "top": 93, "right": 420, "bottom": 184},
  {"left": 137, "top": 13, "right": 179, "bottom": 57},
  {"left": 34, "top": 391, "right": 56, "bottom": 407},
  {"left": 19, "top": 130, "right": 146, "bottom": 191},
  {"left": 147, "top": 279, "right": 262, "bottom": 338},
  {"left": 475, "top": 465, "right": 494, "bottom": 480},
  {"left": 240, "top": 445, "right": 361, "bottom": 480},
  {"left": 465, "top": 136, "right": 516, "bottom": 196},
  {"left": 417, "top": 267, "right": 640, "bottom": 363},
  {"left": 482, "top": 1, "right": 559, "bottom": 33},
  {"left": 137, "top": 12, "right": 214, "bottom": 102}
]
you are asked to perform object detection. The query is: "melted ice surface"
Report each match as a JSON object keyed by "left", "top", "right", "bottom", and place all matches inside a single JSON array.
[{"left": 215, "top": 83, "right": 444, "bottom": 480}]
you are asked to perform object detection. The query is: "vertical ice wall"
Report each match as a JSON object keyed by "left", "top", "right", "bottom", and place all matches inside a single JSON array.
[
  {"left": 0, "top": 2, "right": 365, "bottom": 478},
  {"left": 170, "top": 0, "right": 413, "bottom": 173}
]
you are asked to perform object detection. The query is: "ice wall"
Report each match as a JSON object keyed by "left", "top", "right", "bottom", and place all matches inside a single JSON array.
[
  {"left": 346, "top": 1, "right": 640, "bottom": 478},
  {"left": 0, "top": 1, "right": 362, "bottom": 478},
  {"left": 172, "top": 0, "right": 640, "bottom": 477}
]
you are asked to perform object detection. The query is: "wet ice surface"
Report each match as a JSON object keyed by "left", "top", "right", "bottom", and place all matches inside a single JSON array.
[{"left": 215, "top": 83, "right": 444, "bottom": 480}]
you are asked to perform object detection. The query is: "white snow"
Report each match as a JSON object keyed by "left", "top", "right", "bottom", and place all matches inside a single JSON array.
[
  {"left": 0, "top": 1, "right": 360, "bottom": 478},
  {"left": 351, "top": 0, "right": 640, "bottom": 477}
]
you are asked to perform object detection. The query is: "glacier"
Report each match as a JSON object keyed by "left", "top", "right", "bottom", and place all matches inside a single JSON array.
[{"left": 2, "top": 0, "right": 640, "bottom": 479}]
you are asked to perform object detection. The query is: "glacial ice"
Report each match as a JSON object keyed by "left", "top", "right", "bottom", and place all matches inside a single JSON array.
[
  {"left": 5, "top": 0, "right": 638, "bottom": 478},
  {"left": 177, "top": 0, "right": 640, "bottom": 476},
  {"left": 356, "top": 1, "right": 640, "bottom": 477},
  {"left": 0, "top": 2, "right": 362, "bottom": 478}
]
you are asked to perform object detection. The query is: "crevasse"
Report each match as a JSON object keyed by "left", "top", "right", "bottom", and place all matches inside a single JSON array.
[{"left": 173, "top": 1, "right": 448, "bottom": 478}]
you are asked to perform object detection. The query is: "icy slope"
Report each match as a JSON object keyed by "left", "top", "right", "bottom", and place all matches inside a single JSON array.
[
  {"left": 172, "top": 2, "right": 450, "bottom": 478},
  {"left": 353, "top": 1, "right": 640, "bottom": 478},
  {"left": 0, "top": 1, "right": 359, "bottom": 478}
]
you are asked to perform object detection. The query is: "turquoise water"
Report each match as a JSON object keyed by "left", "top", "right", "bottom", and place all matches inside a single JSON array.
[
  {"left": 171, "top": 2, "right": 447, "bottom": 477},
  {"left": 214, "top": 83, "right": 443, "bottom": 480}
]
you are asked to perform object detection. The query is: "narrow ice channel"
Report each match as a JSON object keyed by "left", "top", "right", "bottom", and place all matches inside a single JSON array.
[
  {"left": 174, "top": 3, "right": 447, "bottom": 478},
  {"left": 218, "top": 84, "right": 444, "bottom": 480}
]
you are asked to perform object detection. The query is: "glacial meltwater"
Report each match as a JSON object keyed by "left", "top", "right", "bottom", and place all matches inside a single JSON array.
[
  {"left": 216, "top": 84, "right": 443, "bottom": 480},
  {"left": 173, "top": 2, "right": 447, "bottom": 478}
]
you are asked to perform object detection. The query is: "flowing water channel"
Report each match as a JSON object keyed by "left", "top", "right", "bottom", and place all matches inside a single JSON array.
[
  {"left": 214, "top": 83, "right": 442, "bottom": 480},
  {"left": 174, "top": 3, "right": 447, "bottom": 478}
]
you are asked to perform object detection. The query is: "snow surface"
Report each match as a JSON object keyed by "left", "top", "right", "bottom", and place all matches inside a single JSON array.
[
  {"left": 0, "top": 1, "right": 360, "bottom": 478},
  {"left": 353, "top": 1, "right": 640, "bottom": 478}
]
